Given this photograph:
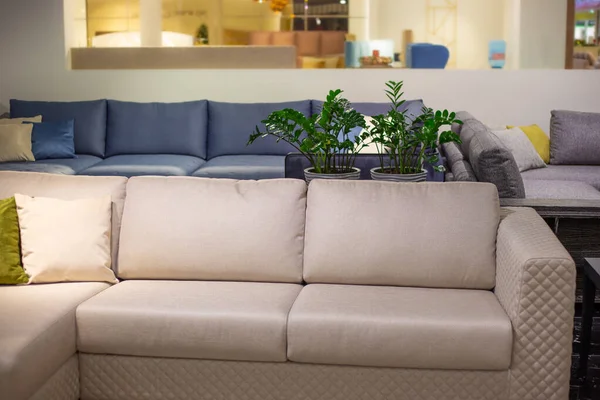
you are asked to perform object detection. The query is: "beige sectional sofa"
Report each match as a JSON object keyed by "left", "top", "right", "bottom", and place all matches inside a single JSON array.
[{"left": 0, "top": 171, "right": 576, "bottom": 400}]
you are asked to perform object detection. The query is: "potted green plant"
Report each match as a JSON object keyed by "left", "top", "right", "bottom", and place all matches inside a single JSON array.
[
  {"left": 248, "top": 89, "right": 369, "bottom": 183},
  {"left": 367, "top": 80, "right": 462, "bottom": 182},
  {"left": 196, "top": 24, "right": 209, "bottom": 45}
]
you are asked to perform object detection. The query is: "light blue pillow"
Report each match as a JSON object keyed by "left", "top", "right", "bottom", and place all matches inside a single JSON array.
[{"left": 25, "top": 120, "right": 76, "bottom": 160}]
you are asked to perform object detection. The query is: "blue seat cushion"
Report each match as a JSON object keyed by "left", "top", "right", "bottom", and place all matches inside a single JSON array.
[
  {"left": 106, "top": 100, "right": 208, "bottom": 159},
  {"left": 10, "top": 99, "right": 107, "bottom": 158},
  {"left": 192, "top": 155, "right": 285, "bottom": 180},
  {"left": 208, "top": 101, "right": 311, "bottom": 159},
  {"left": 79, "top": 154, "right": 205, "bottom": 177},
  {"left": 311, "top": 99, "right": 425, "bottom": 121},
  {"left": 0, "top": 155, "right": 102, "bottom": 175}
]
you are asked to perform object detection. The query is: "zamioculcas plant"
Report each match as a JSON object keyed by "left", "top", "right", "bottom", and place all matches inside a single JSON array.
[
  {"left": 367, "top": 80, "right": 462, "bottom": 181},
  {"left": 248, "top": 89, "right": 369, "bottom": 182}
]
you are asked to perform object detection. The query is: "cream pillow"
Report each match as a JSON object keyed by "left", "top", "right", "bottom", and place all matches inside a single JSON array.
[
  {"left": 15, "top": 194, "right": 117, "bottom": 284},
  {"left": 0, "top": 124, "right": 35, "bottom": 162},
  {"left": 0, "top": 115, "right": 42, "bottom": 124},
  {"left": 492, "top": 127, "right": 546, "bottom": 172}
]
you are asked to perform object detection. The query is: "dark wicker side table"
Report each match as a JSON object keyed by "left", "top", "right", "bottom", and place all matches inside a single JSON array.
[{"left": 580, "top": 259, "right": 600, "bottom": 385}]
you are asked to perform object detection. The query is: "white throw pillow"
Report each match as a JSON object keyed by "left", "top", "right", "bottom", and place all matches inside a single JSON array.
[
  {"left": 14, "top": 194, "right": 117, "bottom": 284},
  {"left": 492, "top": 127, "right": 546, "bottom": 172}
]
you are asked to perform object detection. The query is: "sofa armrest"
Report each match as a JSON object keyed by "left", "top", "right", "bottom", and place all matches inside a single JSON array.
[{"left": 495, "top": 207, "right": 575, "bottom": 400}]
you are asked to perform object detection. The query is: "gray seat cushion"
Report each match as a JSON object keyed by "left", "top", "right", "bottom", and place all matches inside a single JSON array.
[
  {"left": 78, "top": 155, "right": 205, "bottom": 177},
  {"left": 521, "top": 165, "right": 600, "bottom": 190},
  {"left": 524, "top": 179, "right": 600, "bottom": 200},
  {"left": 106, "top": 100, "right": 208, "bottom": 159},
  {"left": 10, "top": 99, "right": 107, "bottom": 158},
  {"left": 192, "top": 155, "right": 285, "bottom": 180},
  {"left": 0, "top": 155, "right": 102, "bottom": 175}
]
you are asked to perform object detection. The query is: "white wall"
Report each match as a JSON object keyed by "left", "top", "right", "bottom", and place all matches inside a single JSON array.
[
  {"left": 1, "top": 0, "right": 599, "bottom": 132},
  {"left": 519, "top": 0, "right": 567, "bottom": 69}
]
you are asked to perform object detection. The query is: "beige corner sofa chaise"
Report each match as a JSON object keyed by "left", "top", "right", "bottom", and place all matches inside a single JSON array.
[{"left": 0, "top": 171, "right": 576, "bottom": 400}]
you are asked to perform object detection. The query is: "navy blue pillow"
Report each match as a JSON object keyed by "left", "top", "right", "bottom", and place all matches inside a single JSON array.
[{"left": 25, "top": 120, "right": 77, "bottom": 160}]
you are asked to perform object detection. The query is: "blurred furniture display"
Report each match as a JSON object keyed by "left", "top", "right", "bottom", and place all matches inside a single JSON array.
[
  {"left": 248, "top": 31, "right": 345, "bottom": 68},
  {"left": 405, "top": 43, "right": 450, "bottom": 69},
  {"left": 488, "top": 40, "right": 507, "bottom": 69},
  {"left": 573, "top": 52, "right": 599, "bottom": 69},
  {"left": 345, "top": 40, "right": 395, "bottom": 68},
  {"left": 359, "top": 50, "right": 393, "bottom": 68}
]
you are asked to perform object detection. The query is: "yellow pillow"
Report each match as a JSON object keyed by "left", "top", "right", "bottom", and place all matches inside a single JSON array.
[{"left": 507, "top": 125, "right": 550, "bottom": 163}]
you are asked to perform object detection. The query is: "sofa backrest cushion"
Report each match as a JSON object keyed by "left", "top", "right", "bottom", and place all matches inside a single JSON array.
[
  {"left": 106, "top": 100, "right": 208, "bottom": 159},
  {"left": 9, "top": 99, "right": 107, "bottom": 157},
  {"left": 461, "top": 117, "right": 525, "bottom": 198},
  {"left": 208, "top": 101, "right": 311, "bottom": 159},
  {"left": 118, "top": 177, "right": 307, "bottom": 283},
  {"left": 303, "top": 180, "right": 500, "bottom": 289},
  {"left": 311, "top": 99, "right": 425, "bottom": 120},
  {"left": 0, "top": 171, "right": 127, "bottom": 271},
  {"left": 550, "top": 110, "right": 600, "bottom": 165}
]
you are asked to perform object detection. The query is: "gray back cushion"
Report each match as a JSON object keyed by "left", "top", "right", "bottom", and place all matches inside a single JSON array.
[
  {"left": 208, "top": 101, "right": 311, "bottom": 159},
  {"left": 10, "top": 99, "right": 107, "bottom": 157},
  {"left": 106, "top": 100, "right": 208, "bottom": 159},
  {"left": 466, "top": 125, "right": 525, "bottom": 198},
  {"left": 550, "top": 110, "right": 600, "bottom": 165},
  {"left": 442, "top": 142, "right": 477, "bottom": 182}
]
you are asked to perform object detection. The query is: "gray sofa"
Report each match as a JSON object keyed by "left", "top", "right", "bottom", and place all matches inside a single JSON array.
[
  {"left": 444, "top": 111, "right": 600, "bottom": 200},
  {"left": 0, "top": 171, "right": 576, "bottom": 400},
  {"left": 0, "top": 99, "right": 424, "bottom": 180}
]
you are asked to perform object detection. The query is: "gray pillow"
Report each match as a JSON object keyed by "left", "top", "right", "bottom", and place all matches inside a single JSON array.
[
  {"left": 451, "top": 111, "right": 476, "bottom": 139},
  {"left": 459, "top": 116, "right": 487, "bottom": 157},
  {"left": 451, "top": 159, "right": 477, "bottom": 182},
  {"left": 468, "top": 126, "right": 526, "bottom": 199},
  {"left": 441, "top": 141, "right": 464, "bottom": 166},
  {"left": 0, "top": 112, "right": 9, "bottom": 119},
  {"left": 551, "top": 110, "right": 600, "bottom": 165}
]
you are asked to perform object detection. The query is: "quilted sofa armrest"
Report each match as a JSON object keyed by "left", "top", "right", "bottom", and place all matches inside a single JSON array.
[{"left": 495, "top": 207, "right": 576, "bottom": 400}]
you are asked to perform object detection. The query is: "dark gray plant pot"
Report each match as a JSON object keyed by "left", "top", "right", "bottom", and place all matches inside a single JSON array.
[
  {"left": 304, "top": 167, "right": 361, "bottom": 184},
  {"left": 370, "top": 167, "right": 427, "bottom": 182}
]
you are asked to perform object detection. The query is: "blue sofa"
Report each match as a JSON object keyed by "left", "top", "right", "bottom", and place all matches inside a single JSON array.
[{"left": 1, "top": 98, "right": 427, "bottom": 180}]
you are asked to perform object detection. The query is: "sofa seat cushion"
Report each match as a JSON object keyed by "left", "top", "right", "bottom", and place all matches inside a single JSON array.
[
  {"left": 192, "top": 155, "right": 285, "bottom": 179},
  {"left": 0, "top": 155, "right": 102, "bottom": 175},
  {"left": 78, "top": 154, "right": 205, "bottom": 177},
  {"left": 524, "top": 179, "right": 600, "bottom": 200},
  {"left": 77, "top": 280, "right": 302, "bottom": 362},
  {"left": 0, "top": 282, "right": 110, "bottom": 400},
  {"left": 521, "top": 165, "right": 600, "bottom": 190},
  {"left": 288, "top": 284, "right": 513, "bottom": 371}
]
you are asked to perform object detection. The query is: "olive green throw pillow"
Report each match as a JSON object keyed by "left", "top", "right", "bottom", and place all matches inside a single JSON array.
[{"left": 0, "top": 197, "right": 29, "bottom": 284}]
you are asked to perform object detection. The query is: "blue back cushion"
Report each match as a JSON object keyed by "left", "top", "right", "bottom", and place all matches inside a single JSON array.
[
  {"left": 311, "top": 99, "right": 426, "bottom": 121},
  {"left": 27, "top": 120, "right": 76, "bottom": 160},
  {"left": 208, "top": 101, "right": 311, "bottom": 158},
  {"left": 10, "top": 99, "right": 107, "bottom": 157},
  {"left": 106, "top": 100, "right": 208, "bottom": 159}
]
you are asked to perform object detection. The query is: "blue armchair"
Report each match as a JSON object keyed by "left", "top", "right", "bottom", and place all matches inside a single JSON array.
[{"left": 405, "top": 43, "right": 450, "bottom": 69}]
